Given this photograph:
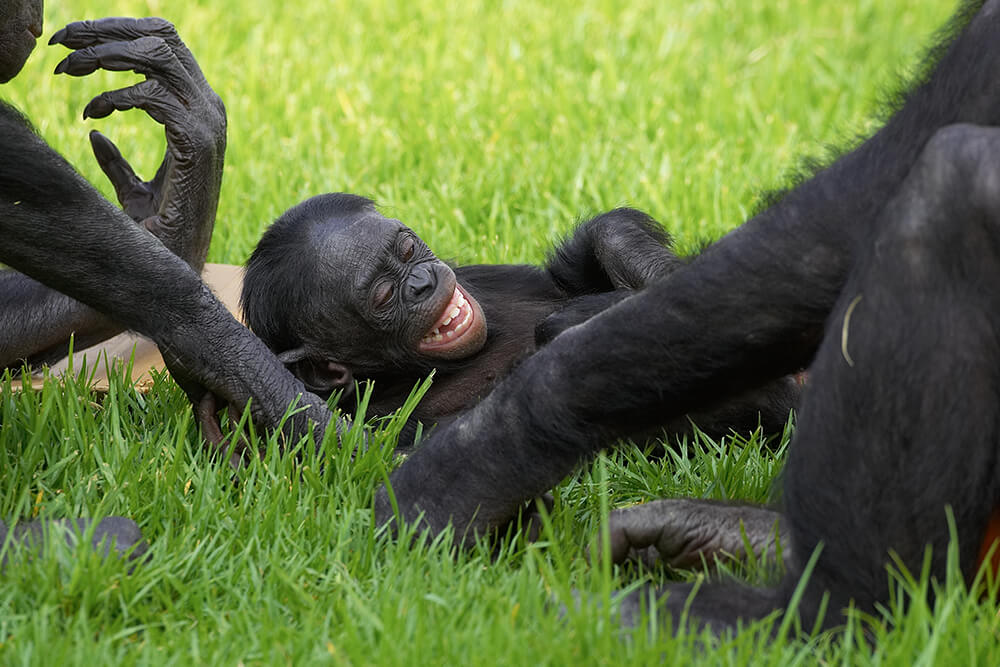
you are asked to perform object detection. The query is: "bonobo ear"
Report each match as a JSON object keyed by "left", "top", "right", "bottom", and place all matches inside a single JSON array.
[{"left": 277, "top": 348, "right": 353, "bottom": 394}]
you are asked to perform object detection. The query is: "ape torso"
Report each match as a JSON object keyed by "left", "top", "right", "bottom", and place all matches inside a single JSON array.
[{"left": 357, "top": 264, "right": 592, "bottom": 423}]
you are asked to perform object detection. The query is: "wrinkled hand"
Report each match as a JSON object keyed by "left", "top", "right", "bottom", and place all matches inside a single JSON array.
[
  {"left": 153, "top": 297, "right": 341, "bottom": 465},
  {"left": 51, "top": 17, "right": 226, "bottom": 271},
  {"left": 597, "top": 499, "right": 789, "bottom": 570}
]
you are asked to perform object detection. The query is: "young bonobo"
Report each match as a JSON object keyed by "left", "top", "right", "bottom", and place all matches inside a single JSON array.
[{"left": 241, "top": 193, "right": 800, "bottom": 445}]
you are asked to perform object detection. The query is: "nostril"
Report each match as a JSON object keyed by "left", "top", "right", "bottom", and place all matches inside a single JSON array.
[{"left": 406, "top": 267, "right": 436, "bottom": 299}]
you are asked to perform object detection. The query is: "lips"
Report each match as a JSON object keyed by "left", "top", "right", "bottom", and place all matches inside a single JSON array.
[
  {"left": 420, "top": 285, "right": 476, "bottom": 346},
  {"left": 417, "top": 283, "right": 488, "bottom": 359}
]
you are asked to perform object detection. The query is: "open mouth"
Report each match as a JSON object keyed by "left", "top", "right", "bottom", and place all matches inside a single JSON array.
[
  {"left": 421, "top": 286, "right": 475, "bottom": 345},
  {"left": 417, "top": 284, "right": 487, "bottom": 358}
]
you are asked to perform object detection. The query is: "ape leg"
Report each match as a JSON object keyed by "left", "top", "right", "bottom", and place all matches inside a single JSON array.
[
  {"left": 612, "top": 124, "right": 1000, "bottom": 632},
  {"left": 605, "top": 500, "right": 788, "bottom": 570},
  {"left": 376, "top": 0, "right": 1000, "bottom": 540},
  {"left": 0, "top": 272, "right": 119, "bottom": 369},
  {"left": 781, "top": 123, "right": 1000, "bottom": 625}
]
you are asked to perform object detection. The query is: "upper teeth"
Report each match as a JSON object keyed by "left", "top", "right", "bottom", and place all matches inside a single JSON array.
[{"left": 422, "top": 289, "right": 472, "bottom": 344}]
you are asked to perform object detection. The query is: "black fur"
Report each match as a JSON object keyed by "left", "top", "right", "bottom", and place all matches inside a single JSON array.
[
  {"left": 242, "top": 201, "right": 800, "bottom": 444},
  {"left": 1, "top": 15, "right": 331, "bottom": 455},
  {"left": 376, "top": 0, "right": 1000, "bottom": 634}
]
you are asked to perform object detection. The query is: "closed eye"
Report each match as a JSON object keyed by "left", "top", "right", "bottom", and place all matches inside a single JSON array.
[
  {"left": 398, "top": 236, "right": 416, "bottom": 262},
  {"left": 372, "top": 280, "right": 394, "bottom": 309}
]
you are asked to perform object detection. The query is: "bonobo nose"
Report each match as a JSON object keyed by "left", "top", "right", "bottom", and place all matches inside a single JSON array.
[{"left": 406, "top": 264, "right": 437, "bottom": 300}]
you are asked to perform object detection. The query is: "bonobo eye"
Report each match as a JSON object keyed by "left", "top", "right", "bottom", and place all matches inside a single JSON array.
[
  {"left": 398, "top": 236, "right": 416, "bottom": 262},
  {"left": 372, "top": 280, "right": 395, "bottom": 309}
]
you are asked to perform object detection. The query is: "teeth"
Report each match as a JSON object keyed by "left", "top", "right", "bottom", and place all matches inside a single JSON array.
[{"left": 422, "top": 287, "right": 474, "bottom": 345}]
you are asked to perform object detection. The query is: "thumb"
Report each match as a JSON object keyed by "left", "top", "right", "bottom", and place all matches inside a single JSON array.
[{"left": 89, "top": 130, "right": 142, "bottom": 202}]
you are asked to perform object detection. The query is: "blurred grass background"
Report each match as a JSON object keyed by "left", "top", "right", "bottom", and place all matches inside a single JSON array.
[{"left": 5, "top": 0, "right": 995, "bottom": 664}]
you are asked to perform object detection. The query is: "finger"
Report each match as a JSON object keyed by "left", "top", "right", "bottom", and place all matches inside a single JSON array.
[
  {"left": 54, "top": 37, "right": 196, "bottom": 100},
  {"left": 196, "top": 392, "right": 226, "bottom": 448},
  {"left": 607, "top": 505, "right": 663, "bottom": 564},
  {"left": 89, "top": 130, "right": 141, "bottom": 189},
  {"left": 84, "top": 79, "right": 186, "bottom": 128},
  {"left": 50, "top": 17, "right": 177, "bottom": 48},
  {"left": 50, "top": 18, "right": 210, "bottom": 89}
]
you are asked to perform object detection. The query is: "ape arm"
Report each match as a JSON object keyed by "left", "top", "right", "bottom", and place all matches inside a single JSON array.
[
  {"left": 534, "top": 208, "right": 682, "bottom": 344},
  {"left": 1, "top": 18, "right": 226, "bottom": 371},
  {"left": 545, "top": 207, "right": 681, "bottom": 294},
  {"left": 0, "top": 104, "right": 331, "bottom": 443}
]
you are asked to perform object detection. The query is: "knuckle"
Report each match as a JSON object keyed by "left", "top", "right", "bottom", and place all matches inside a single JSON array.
[
  {"left": 147, "top": 17, "right": 177, "bottom": 35},
  {"left": 134, "top": 35, "right": 172, "bottom": 57}
]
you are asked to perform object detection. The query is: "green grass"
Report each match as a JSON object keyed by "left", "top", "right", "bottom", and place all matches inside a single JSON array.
[{"left": 4, "top": 0, "right": 998, "bottom": 663}]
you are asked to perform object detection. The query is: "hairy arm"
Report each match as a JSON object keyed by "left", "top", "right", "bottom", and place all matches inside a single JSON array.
[{"left": 2, "top": 17, "right": 226, "bottom": 371}]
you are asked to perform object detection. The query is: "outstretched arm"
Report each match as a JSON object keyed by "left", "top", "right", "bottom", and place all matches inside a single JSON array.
[{"left": 1, "top": 18, "right": 225, "bottom": 370}]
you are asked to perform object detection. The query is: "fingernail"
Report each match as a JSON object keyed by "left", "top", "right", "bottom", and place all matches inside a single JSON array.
[
  {"left": 54, "top": 59, "right": 69, "bottom": 75},
  {"left": 48, "top": 28, "right": 66, "bottom": 46},
  {"left": 83, "top": 98, "right": 112, "bottom": 120}
]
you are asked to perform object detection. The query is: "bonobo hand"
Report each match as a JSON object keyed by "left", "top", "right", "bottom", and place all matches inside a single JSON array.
[
  {"left": 153, "top": 290, "right": 339, "bottom": 464},
  {"left": 50, "top": 17, "right": 226, "bottom": 271},
  {"left": 597, "top": 499, "right": 790, "bottom": 570}
]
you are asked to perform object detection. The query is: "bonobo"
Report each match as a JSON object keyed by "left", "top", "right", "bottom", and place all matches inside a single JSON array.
[
  {"left": 241, "top": 193, "right": 800, "bottom": 444},
  {"left": 374, "top": 0, "right": 1000, "bottom": 635},
  {"left": 1, "top": 7, "right": 332, "bottom": 554}
]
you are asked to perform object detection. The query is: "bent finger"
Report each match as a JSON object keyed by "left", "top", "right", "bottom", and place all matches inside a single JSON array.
[
  {"left": 55, "top": 37, "right": 197, "bottom": 101},
  {"left": 51, "top": 18, "right": 210, "bottom": 90},
  {"left": 84, "top": 79, "right": 186, "bottom": 128}
]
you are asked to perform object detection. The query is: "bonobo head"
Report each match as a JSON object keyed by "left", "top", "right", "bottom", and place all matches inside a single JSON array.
[
  {"left": 242, "top": 194, "right": 487, "bottom": 394},
  {"left": 0, "top": 0, "right": 43, "bottom": 84}
]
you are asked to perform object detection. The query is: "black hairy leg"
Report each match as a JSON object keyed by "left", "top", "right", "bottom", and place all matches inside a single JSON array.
[{"left": 0, "top": 15, "right": 335, "bottom": 455}]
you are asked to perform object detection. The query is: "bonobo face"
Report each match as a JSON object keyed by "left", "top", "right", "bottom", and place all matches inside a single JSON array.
[
  {"left": 0, "top": 0, "right": 43, "bottom": 84},
  {"left": 309, "top": 206, "right": 488, "bottom": 365}
]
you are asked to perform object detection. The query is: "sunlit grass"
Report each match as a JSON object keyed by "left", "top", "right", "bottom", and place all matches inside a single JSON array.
[{"left": 2, "top": 0, "right": 988, "bottom": 663}]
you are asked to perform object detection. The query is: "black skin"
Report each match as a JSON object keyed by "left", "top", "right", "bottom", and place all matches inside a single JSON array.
[
  {"left": 0, "top": 8, "right": 332, "bottom": 553},
  {"left": 240, "top": 194, "right": 800, "bottom": 446},
  {"left": 375, "top": 0, "right": 1000, "bottom": 634}
]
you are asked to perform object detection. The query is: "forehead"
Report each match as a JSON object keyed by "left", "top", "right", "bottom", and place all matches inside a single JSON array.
[
  {"left": 318, "top": 210, "right": 406, "bottom": 255},
  {"left": 312, "top": 211, "right": 408, "bottom": 288}
]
